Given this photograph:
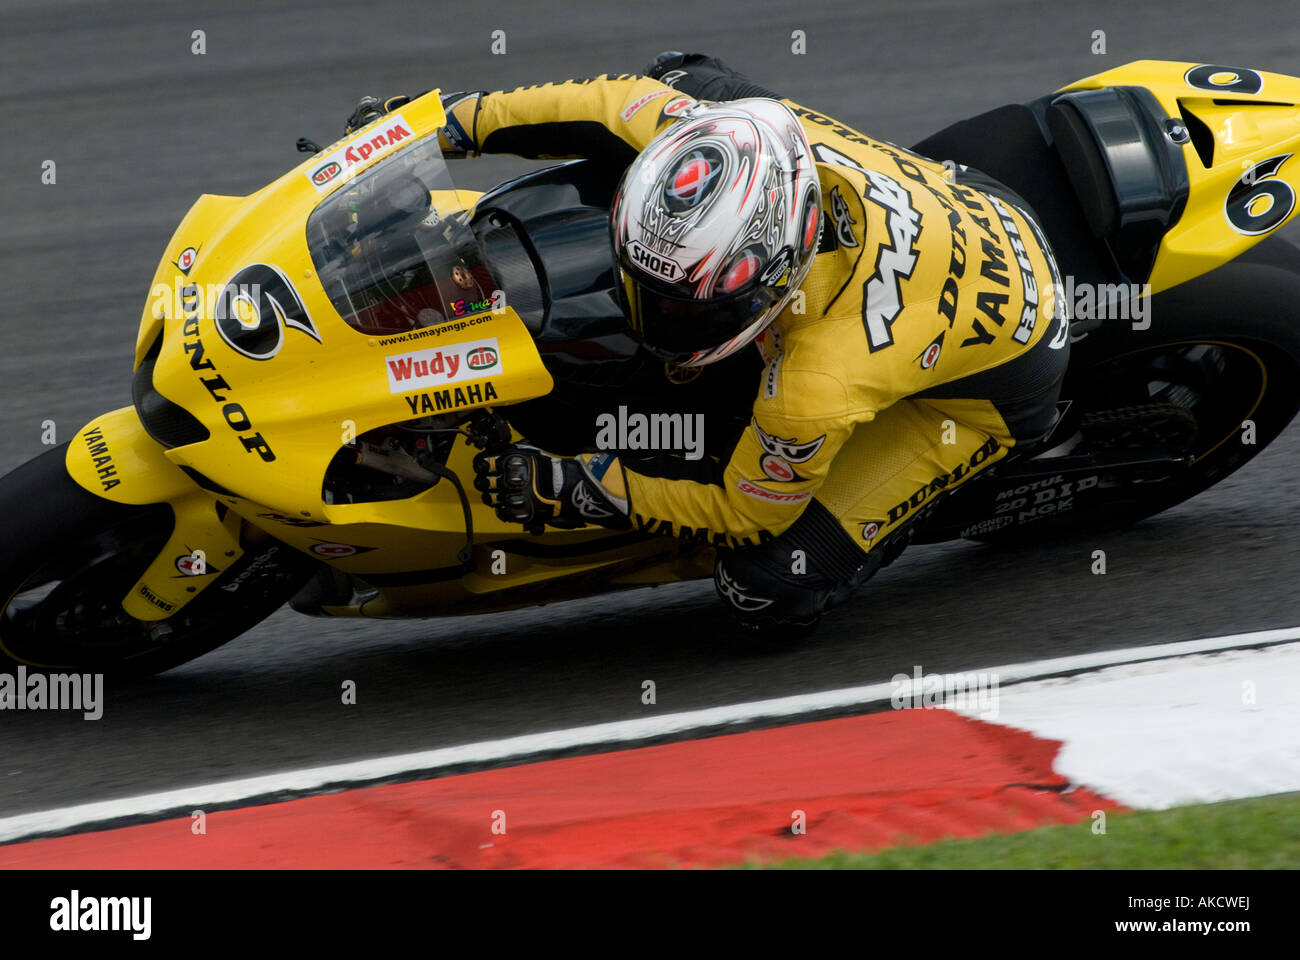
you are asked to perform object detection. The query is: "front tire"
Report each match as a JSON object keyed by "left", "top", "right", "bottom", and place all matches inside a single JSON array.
[{"left": 0, "top": 444, "right": 317, "bottom": 677}]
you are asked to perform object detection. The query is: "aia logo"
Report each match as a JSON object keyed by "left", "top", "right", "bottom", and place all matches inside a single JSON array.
[
  {"left": 311, "top": 161, "right": 342, "bottom": 186},
  {"left": 215, "top": 263, "right": 321, "bottom": 361},
  {"left": 917, "top": 332, "right": 944, "bottom": 370},
  {"left": 859, "top": 520, "right": 884, "bottom": 542},
  {"left": 664, "top": 146, "right": 724, "bottom": 213},
  {"left": 466, "top": 346, "right": 498, "bottom": 370}
]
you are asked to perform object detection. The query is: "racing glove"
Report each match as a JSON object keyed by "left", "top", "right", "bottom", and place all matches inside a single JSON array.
[
  {"left": 642, "top": 52, "right": 785, "bottom": 101},
  {"left": 473, "top": 447, "right": 631, "bottom": 534},
  {"left": 344, "top": 94, "right": 414, "bottom": 134}
]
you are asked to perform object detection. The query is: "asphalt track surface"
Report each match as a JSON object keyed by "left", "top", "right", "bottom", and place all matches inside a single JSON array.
[{"left": 1, "top": 0, "right": 1298, "bottom": 819}]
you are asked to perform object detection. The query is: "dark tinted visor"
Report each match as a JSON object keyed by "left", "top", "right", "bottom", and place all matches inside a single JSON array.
[{"left": 619, "top": 267, "right": 780, "bottom": 364}]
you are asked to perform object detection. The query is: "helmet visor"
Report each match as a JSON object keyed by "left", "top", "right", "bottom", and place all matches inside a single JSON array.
[{"left": 619, "top": 267, "right": 782, "bottom": 366}]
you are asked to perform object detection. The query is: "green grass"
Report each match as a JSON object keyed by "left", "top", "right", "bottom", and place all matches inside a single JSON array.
[{"left": 745, "top": 793, "right": 1300, "bottom": 869}]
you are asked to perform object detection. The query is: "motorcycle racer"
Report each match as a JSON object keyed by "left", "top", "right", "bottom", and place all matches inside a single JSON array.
[{"left": 358, "top": 54, "right": 1072, "bottom": 635}]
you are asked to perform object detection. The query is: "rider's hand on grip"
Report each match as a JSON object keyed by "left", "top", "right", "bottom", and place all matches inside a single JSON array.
[
  {"left": 473, "top": 446, "right": 631, "bottom": 534},
  {"left": 344, "top": 95, "right": 412, "bottom": 135}
]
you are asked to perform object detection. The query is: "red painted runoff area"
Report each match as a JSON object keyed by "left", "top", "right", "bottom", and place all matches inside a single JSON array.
[{"left": 0, "top": 710, "right": 1118, "bottom": 869}]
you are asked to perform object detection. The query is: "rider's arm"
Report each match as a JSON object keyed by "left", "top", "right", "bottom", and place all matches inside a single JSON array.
[
  {"left": 442, "top": 75, "right": 692, "bottom": 163},
  {"left": 622, "top": 351, "right": 861, "bottom": 546}
]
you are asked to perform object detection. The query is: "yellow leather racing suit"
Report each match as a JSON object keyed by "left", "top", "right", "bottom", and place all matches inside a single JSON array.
[{"left": 445, "top": 72, "right": 1070, "bottom": 618}]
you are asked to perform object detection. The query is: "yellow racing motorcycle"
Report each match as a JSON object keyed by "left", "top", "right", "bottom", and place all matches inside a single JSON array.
[{"left": 3, "top": 60, "right": 1300, "bottom": 675}]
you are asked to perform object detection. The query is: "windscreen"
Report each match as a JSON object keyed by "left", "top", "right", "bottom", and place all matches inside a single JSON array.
[{"left": 305, "top": 132, "right": 500, "bottom": 336}]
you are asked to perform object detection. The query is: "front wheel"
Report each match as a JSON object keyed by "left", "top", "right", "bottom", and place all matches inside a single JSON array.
[{"left": 0, "top": 444, "right": 318, "bottom": 677}]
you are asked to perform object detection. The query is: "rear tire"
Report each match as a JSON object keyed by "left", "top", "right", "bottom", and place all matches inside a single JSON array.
[
  {"left": 0, "top": 444, "right": 318, "bottom": 677},
  {"left": 967, "top": 237, "right": 1300, "bottom": 545}
]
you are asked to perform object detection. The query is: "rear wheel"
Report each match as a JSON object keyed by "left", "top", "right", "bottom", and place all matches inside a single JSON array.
[
  {"left": 951, "top": 238, "right": 1300, "bottom": 545},
  {"left": 0, "top": 444, "right": 318, "bottom": 677}
]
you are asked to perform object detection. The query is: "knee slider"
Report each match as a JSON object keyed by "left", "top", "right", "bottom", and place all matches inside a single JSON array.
[{"left": 714, "top": 545, "right": 824, "bottom": 628}]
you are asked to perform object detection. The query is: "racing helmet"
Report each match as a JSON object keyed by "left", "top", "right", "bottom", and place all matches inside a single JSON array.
[{"left": 611, "top": 97, "right": 821, "bottom": 367}]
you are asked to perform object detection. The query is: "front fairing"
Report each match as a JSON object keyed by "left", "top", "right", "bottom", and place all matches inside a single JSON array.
[{"left": 133, "top": 92, "right": 552, "bottom": 522}]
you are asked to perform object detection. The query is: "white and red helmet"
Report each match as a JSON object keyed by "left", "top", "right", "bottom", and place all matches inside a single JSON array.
[{"left": 611, "top": 97, "right": 821, "bottom": 367}]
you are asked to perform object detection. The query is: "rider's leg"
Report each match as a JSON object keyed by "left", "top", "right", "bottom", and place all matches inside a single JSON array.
[
  {"left": 714, "top": 397, "right": 1013, "bottom": 634},
  {"left": 714, "top": 326, "right": 1068, "bottom": 635}
]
